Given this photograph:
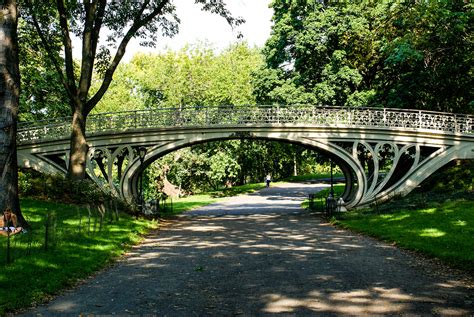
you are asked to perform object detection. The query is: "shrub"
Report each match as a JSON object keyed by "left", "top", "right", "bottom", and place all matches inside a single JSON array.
[
  {"left": 417, "top": 160, "right": 473, "bottom": 194},
  {"left": 18, "top": 169, "right": 133, "bottom": 213}
]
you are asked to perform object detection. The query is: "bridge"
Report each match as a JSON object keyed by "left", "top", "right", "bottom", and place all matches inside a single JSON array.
[{"left": 16, "top": 105, "right": 474, "bottom": 210}]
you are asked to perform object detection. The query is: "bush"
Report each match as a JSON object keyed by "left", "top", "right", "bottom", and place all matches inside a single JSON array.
[
  {"left": 417, "top": 160, "right": 473, "bottom": 194},
  {"left": 18, "top": 169, "right": 133, "bottom": 212}
]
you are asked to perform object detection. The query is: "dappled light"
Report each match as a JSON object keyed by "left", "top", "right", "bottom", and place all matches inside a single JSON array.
[
  {"left": 181, "top": 225, "right": 227, "bottom": 232},
  {"left": 24, "top": 209, "right": 473, "bottom": 315},
  {"left": 419, "top": 228, "right": 446, "bottom": 238},
  {"left": 16, "top": 179, "right": 473, "bottom": 316},
  {"left": 340, "top": 198, "right": 474, "bottom": 270},
  {"left": 260, "top": 288, "right": 415, "bottom": 314},
  {"left": 6, "top": 0, "right": 473, "bottom": 315}
]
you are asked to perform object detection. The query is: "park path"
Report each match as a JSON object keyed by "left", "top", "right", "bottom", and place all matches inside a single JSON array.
[{"left": 20, "top": 183, "right": 473, "bottom": 316}]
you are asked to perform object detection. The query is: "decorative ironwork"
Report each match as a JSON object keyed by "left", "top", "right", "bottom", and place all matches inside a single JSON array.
[{"left": 17, "top": 105, "right": 473, "bottom": 143}]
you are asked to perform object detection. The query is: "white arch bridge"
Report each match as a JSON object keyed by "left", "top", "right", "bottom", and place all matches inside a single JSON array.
[{"left": 17, "top": 105, "right": 473, "bottom": 210}]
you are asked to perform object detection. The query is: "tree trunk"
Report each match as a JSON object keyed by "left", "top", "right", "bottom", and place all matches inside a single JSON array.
[
  {"left": 0, "top": 0, "right": 26, "bottom": 225},
  {"left": 67, "top": 108, "right": 89, "bottom": 180}
]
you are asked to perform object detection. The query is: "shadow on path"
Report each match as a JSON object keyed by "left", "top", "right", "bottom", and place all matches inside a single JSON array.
[{"left": 20, "top": 184, "right": 473, "bottom": 316}]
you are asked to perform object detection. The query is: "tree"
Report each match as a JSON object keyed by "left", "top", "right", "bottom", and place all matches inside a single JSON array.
[
  {"left": 256, "top": 0, "right": 473, "bottom": 113},
  {"left": 22, "top": 0, "right": 244, "bottom": 180},
  {"left": 147, "top": 139, "right": 323, "bottom": 195},
  {"left": 18, "top": 17, "right": 69, "bottom": 121},
  {"left": 378, "top": 1, "right": 473, "bottom": 113},
  {"left": 93, "top": 43, "right": 263, "bottom": 113},
  {"left": 0, "top": 0, "right": 26, "bottom": 224},
  {"left": 255, "top": 0, "right": 383, "bottom": 107}
]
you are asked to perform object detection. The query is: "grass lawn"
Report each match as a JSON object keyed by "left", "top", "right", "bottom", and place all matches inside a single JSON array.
[
  {"left": 285, "top": 172, "right": 344, "bottom": 182},
  {"left": 301, "top": 184, "right": 346, "bottom": 211},
  {"left": 163, "top": 182, "right": 267, "bottom": 216},
  {"left": 2, "top": 182, "right": 267, "bottom": 313},
  {"left": 334, "top": 194, "right": 474, "bottom": 271},
  {"left": 0, "top": 198, "right": 156, "bottom": 315},
  {"left": 168, "top": 194, "right": 221, "bottom": 215}
]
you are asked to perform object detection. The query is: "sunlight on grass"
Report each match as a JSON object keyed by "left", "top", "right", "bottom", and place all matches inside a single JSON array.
[
  {"left": 419, "top": 208, "right": 437, "bottom": 214},
  {"left": 381, "top": 214, "right": 410, "bottom": 221},
  {"left": 170, "top": 194, "right": 220, "bottom": 215},
  {"left": 0, "top": 198, "right": 156, "bottom": 315},
  {"left": 334, "top": 198, "right": 474, "bottom": 271},
  {"left": 419, "top": 228, "right": 446, "bottom": 238},
  {"left": 452, "top": 220, "right": 467, "bottom": 226},
  {"left": 163, "top": 183, "right": 268, "bottom": 216}
]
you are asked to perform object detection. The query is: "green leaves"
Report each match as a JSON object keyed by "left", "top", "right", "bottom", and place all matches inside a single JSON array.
[
  {"left": 93, "top": 43, "right": 263, "bottom": 112},
  {"left": 142, "top": 138, "right": 323, "bottom": 196},
  {"left": 18, "top": 14, "right": 69, "bottom": 121},
  {"left": 256, "top": 1, "right": 382, "bottom": 107},
  {"left": 256, "top": 0, "right": 473, "bottom": 113}
]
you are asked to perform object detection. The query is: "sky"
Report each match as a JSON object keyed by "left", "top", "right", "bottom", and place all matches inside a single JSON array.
[{"left": 80, "top": 1, "right": 274, "bottom": 62}]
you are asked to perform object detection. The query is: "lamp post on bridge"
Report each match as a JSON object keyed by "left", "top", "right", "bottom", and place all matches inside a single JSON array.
[{"left": 138, "top": 146, "right": 147, "bottom": 215}]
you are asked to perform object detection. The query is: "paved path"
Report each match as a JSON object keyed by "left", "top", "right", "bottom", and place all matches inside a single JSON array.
[{"left": 21, "top": 183, "right": 473, "bottom": 316}]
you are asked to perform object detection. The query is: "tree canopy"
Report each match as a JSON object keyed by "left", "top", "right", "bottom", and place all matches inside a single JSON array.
[
  {"left": 92, "top": 43, "right": 263, "bottom": 112},
  {"left": 145, "top": 140, "right": 324, "bottom": 198},
  {"left": 254, "top": 0, "right": 473, "bottom": 113},
  {"left": 21, "top": 0, "right": 244, "bottom": 179},
  {"left": 18, "top": 18, "right": 69, "bottom": 121}
]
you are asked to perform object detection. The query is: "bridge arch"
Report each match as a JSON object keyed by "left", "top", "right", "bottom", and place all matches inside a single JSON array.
[
  {"left": 17, "top": 106, "right": 474, "bottom": 210},
  {"left": 119, "top": 132, "right": 364, "bottom": 208}
]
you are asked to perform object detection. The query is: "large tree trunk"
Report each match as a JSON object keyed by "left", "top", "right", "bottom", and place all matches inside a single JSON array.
[
  {"left": 0, "top": 0, "right": 26, "bottom": 225},
  {"left": 67, "top": 108, "right": 89, "bottom": 180}
]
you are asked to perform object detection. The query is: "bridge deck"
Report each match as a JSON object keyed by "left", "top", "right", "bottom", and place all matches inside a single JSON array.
[{"left": 17, "top": 106, "right": 473, "bottom": 143}]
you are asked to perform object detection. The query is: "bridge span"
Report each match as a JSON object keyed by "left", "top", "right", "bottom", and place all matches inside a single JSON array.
[{"left": 17, "top": 105, "right": 474, "bottom": 209}]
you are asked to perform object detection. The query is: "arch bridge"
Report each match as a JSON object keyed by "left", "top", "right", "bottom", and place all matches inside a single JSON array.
[{"left": 17, "top": 105, "right": 474, "bottom": 210}]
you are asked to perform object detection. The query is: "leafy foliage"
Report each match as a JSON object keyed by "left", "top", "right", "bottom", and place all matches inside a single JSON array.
[
  {"left": 92, "top": 43, "right": 263, "bottom": 112},
  {"left": 20, "top": 0, "right": 245, "bottom": 178},
  {"left": 144, "top": 140, "right": 326, "bottom": 197},
  {"left": 91, "top": 44, "right": 331, "bottom": 198},
  {"left": 255, "top": 0, "right": 473, "bottom": 113},
  {"left": 18, "top": 19, "right": 70, "bottom": 121},
  {"left": 18, "top": 169, "right": 132, "bottom": 212},
  {"left": 416, "top": 160, "right": 473, "bottom": 194}
]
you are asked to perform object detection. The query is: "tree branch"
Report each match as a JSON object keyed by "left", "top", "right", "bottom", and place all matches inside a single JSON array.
[
  {"left": 23, "top": 0, "right": 74, "bottom": 103},
  {"left": 56, "top": 0, "right": 78, "bottom": 100},
  {"left": 78, "top": 0, "right": 106, "bottom": 104},
  {"left": 86, "top": 0, "right": 169, "bottom": 113},
  {"left": 91, "top": 0, "right": 107, "bottom": 54}
]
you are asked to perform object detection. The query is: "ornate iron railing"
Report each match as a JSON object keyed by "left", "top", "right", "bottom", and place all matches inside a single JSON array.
[{"left": 17, "top": 105, "right": 473, "bottom": 143}]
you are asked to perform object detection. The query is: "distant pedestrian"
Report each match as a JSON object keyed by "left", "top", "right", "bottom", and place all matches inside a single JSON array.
[{"left": 265, "top": 174, "right": 271, "bottom": 188}]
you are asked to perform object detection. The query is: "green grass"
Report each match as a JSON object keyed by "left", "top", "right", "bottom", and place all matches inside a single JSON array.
[
  {"left": 284, "top": 173, "right": 344, "bottom": 182},
  {"left": 310, "top": 184, "right": 346, "bottom": 199},
  {"left": 167, "top": 194, "right": 220, "bottom": 215},
  {"left": 0, "top": 198, "right": 156, "bottom": 315},
  {"left": 162, "top": 183, "right": 267, "bottom": 216},
  {"left": 334, "top": 193, "right": 474, "bottom": 271},
  {"left": 210, "top": 183, "right": 267, "bottom": 197},
  {"left": 301, "top": 184, "right": 346, "bottom": 210}
]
